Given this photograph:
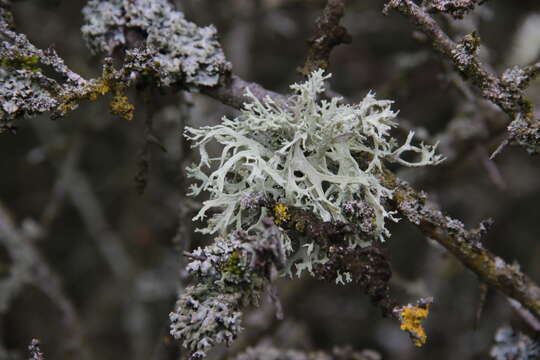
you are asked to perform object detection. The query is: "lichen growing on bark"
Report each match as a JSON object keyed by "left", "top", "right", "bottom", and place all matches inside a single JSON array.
[
  {"left": 0, "top": 15, "right": 135, "bottom": 124},
  {"left": 81, "top": 0, "right": 231, "bottom": 88},
  {"left": 169, "top": 221, "right": 286, "bottom": 359}
]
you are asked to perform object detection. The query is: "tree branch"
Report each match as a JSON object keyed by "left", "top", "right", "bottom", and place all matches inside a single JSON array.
[
  {"left": 298, "top": 0, "right": 351, "bottom": 75},
  {"left": 201, "top": 75, "right": 289, "bottom": 110},
  {"left": 0, "top": 202, "right": 90, "bottom": 360},
  {"left": 384, "top": 0, "right": 540, "bottom": 155},
  {"left": 384, "top": 171, "right": 540, "bottom": 319}
]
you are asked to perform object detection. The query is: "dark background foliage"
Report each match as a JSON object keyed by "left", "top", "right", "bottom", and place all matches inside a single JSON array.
[{"left": 1, "top": 1, "right": 540, "bottom": 359}]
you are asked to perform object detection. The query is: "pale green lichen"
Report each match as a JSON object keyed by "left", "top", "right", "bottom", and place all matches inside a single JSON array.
[{"left": 186, "top": 69, "right": 443, "bottom": 244}]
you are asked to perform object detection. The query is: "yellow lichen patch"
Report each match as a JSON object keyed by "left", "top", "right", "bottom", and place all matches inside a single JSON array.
[
  {"left": 55, "top": 79, "right": 111, "bottom": 116},
  {"left": 273, "top": 204, "right": 290, "bottom": 225},
  {"left": 85, "top": 80, "right": 110, "bottom": 101},
  {"left": 87, "top": 75, "right": 134, "bottom": 121},
  {"left": 110, "top": 91, "right": 135, "bottom": 121},
  {"left": 395, "top": 303, "right": 430, "bottom": 347}
]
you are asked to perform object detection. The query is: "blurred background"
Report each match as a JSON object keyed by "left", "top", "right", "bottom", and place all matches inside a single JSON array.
[{"left": 1, "top": 1, "right": 540, "bottom": 359}]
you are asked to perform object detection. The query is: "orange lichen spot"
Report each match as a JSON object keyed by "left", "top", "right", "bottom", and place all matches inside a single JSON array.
[
  {"left": 273, "top": 204, "right": 290, "bottom": 225},
  {"left": 110, "top": 92, "right": 134, "bottom": 121},
  {"left": 395, "top": 302, "right": 430, "bottom": 347}
]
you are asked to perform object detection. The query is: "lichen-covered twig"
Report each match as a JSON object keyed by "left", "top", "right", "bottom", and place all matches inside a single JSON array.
[
  {"left": 267, "top": 201, "right": 430, "bottom": 346},
  {"left": 267, "top": 201, "right": 397, "bottom": 317},
  {"left": 384, "top": 0, "right": 540, "bottom": 155},
  {"left": 384, "top": 171, "right": 540, "bottom": 320},
  {"left": 298, "top": 0, "right": 351, "bottom": 75},
  {"left": 0, "top": 16, "right": 135, "bottom": 124},
  {"left": 426, "top": 0, "right": 489, "bottom": 19},
  {"left": 2, "top": 0, "right": 288, "bottom": 133},
  {"left": 169, "top": 219, "right": 287, "bottom": 359},
  {"left": 81, "top": 0, "right": 231, "bottom": 88},
  {"left": 186, "top": 70, "right": 442, "bottom": 242},
  {"left": 82, "top": 0, "right": 288, "bottom": 109},
  {"left": 187, "top": 66, "right": 540, "bottom": 348}
]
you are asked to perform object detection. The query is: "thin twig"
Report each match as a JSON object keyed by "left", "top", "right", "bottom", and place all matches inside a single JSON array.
[
  {"left": 507, "top": 298, "right": 540, "bottom": 331},
  {"left": 0, "top": 202, "right": 90, "bottom": 360},
  {"left": 476, "top": 145, "right": 506, "bottom": 190},
  {"left": 202, "top": 75, "right": 289, "bottom": 110},
  {"left": 490, "top": 137, "right": 510, "bottom": 160},
  {"left": 40, "top": 140, "right": 81, "bottom": 229},
  {"left": 31, "top": 122, "right": 135, "bottom": 279},
  {"left": 298, "top": 0, "right": 351, "bottom": 75},
  {"left": 135, "top": 86, "right": 157, "bottom": 194}
]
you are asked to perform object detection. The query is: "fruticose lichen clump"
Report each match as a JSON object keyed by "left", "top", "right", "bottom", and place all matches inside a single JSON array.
[
  {"left": 81, "top": 0, "right": 231, "bottom": 88},
  {"left": 173, "top": 70, "right": 442, "bottom": 358},
  {"left": 186, "top": 69, "right": 443, "bottom": 244}
]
